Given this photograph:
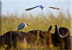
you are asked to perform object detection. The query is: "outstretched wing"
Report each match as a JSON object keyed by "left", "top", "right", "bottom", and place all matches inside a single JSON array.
[
  {"left": 25, "top": 5, "right": 43, "bottom": 11},
  {"left": 25, "top": 7, "right": 37, "bottom": 11},
  {"left": 49, "top": 6, "right": 60, "bottom": 10}
]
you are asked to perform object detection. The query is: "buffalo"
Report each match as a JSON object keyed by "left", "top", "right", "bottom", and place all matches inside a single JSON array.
[
  {"left": 28, "top": 25, "right": 54, "bottom": 49},
  {"left": 0, "top": 31, "right": 44, "bottom": 49},
  {"left": 54, "top": 25, "right": 71, "bottom": 50},
  {"left": 0, "top": 25, "right": 52, "bottom": 49},
  {"left": 28, "top": 25, "right": 71, "bottom": 50},
  {"left": 0, "top": 25, "right": 71, "bottom": 50}
]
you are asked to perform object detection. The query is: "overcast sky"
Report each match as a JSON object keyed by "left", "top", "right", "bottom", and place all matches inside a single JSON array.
[{"left": 1, "top": 0, "right": 71, "bottom": 16}]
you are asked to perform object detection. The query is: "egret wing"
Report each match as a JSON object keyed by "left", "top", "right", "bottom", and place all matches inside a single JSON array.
[
  {"left": 25, "top": 7, "right": 37, "bottom": 11},
  {"left": 49, "top": 7, "right": 60, "bottom": 10},
  {"left": 17, "top": 23, "right": 25, "bottom": 30}
]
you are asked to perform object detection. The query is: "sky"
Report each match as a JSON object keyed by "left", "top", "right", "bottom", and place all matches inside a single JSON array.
[{"left": 1, "top": 0, "right": 71, "bottom": 16}]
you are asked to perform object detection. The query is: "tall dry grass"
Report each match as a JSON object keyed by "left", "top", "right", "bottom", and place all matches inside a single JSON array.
[
  {"left": 0, "top": 10, "right": 71, "bottom": 49},
  {"left": 1, "top": 11, "right": 71, "bottom": 35}
]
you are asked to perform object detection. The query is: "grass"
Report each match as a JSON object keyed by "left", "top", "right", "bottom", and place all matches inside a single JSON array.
[
  {"left": 1, "top": 11, "right": 71, "bottom": 35},
  {"left": 0, "top": 10, "right": 71, "bottom": 49}
]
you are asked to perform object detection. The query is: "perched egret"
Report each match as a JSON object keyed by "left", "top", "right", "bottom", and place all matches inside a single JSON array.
[
  {"left": 17, "top": 22, "right": 29, "bottom": 31},
  {"left": 25, "top": 5, "right": 60, "bottom": 11}
]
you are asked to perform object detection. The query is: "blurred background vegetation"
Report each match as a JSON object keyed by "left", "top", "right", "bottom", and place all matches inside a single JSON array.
[{"left": 1, "top": 10, "right": 71, "bottom": 36}]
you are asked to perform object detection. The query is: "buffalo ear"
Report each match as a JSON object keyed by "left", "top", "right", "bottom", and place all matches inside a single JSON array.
[{"left": 48, "top": 25, "right": 52, "bottom": 31}]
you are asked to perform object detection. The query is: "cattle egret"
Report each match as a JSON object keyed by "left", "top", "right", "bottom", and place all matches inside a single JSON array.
[
  {"left": 17, "top": 22, "right": 29, "bottom": 31},
  {"left": 25, "top": 5, "right": 60, "bottom": 11}
]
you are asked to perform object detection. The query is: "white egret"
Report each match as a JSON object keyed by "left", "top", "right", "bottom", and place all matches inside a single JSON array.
[
  {"left": 17, "top": 22, "right": 29, "bottom": 31},
  {"left": 25, "top": 5, "right": 60, "bottom": 11}
]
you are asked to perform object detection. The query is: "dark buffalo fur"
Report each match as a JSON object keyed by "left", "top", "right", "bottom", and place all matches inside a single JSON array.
[
  {"left": 28, "top": 25, "right": 52, "bottom": 39},
  {"left": 28, "top": 25, "right": 54, "bottom": 49},
  {"left": 0, "top": 31, "right": 44, "bottom": 49},
  {"left": 54, "top": 25, "right": 71, "bottom": 50},
  {"left": 28, "top": 30, "right": 44, "bottom": 39},
  {"left": 28, "top": 25, "right": 71, "bottom": 50},
  {"left": 16, "top": 31, "right": 44, "bottom": 46},
  {"left": 0, "top": 31, "right": 19, "bottom": 49}
]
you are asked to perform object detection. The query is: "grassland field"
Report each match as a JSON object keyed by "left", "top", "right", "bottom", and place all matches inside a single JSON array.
[
  {"left": 1, "top": 11, "right": 71, "bottom": 35},
  {"left": 0, "top": 10, "right": 72, "bottom": 49}
]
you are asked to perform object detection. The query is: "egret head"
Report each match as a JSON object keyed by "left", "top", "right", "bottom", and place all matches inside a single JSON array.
[{"left": 26, "top": 23, "right": 29, "bottom": 26}]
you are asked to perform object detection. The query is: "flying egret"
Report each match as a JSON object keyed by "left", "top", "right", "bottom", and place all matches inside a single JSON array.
[
  {"left": 17, "top": 22, "right": 29, "bottom": 31},
  {"left": 25, "top": 5, "right": 60, "bottom": 11}
]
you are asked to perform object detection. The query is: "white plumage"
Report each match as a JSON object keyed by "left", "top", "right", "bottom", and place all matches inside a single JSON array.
[
  {"left": 25, "top": 5, "right": 60, "bottom": 11},
  {"left": 17, "top": 22, "right": 29, "bottom": 31}
]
